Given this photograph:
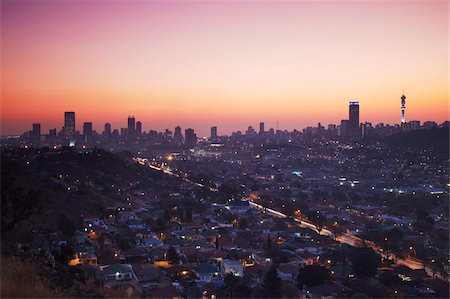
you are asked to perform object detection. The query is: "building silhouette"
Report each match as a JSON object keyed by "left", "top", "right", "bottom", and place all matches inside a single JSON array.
[
  {"left": 210, "top": 126, "right": 218, "bottom": 141},
  {"left": 127, "top": 116, "right": 136, "bottom": 138},
  {"left": 185, "top": 128, "right": 197, "bottom": 148},
  {"left": 83, "top": 122, "right": 93, "bottom": 140},
  {"left": 136, "top": 121, "right": 142, "bottom": 137},
  {"left": 348, "top": 101, "right": 360, "bottom": 138},
  {"left": 64, "top": 112, "right": 75, "bottom": 136}
]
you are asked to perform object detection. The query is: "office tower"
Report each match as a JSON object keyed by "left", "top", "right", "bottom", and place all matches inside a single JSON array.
[
  {"left": 259, "top": 122, "right": 265, "bottom": 135},
  {"left": 246, "top": 126, "right": 257, "bottom": 137},
  {"left": 127, "top": 116, "right": 136, "bottom": 138},
  {"left": 104, "top": 123, "right": 111, "bottom": 137},
  {"left": 49, "top": 128, "right": 57, "bottom": 137},
  {"left": 174, "top": 126, "right": 183, "bottom": 144},
  {"left": 121, "top": 128, "right": 127, "bottom": 136},
  {"left": 136, "top": 121, "right": 142, "bottom": 136},
  {"left": 348, "top": 101, "right": 360, "bottom": 138},
  {"left": 32, "top": 123, "right": 41, "bottom": 138},
  {"left": 83, "top": 122, "right": 93, "bottom": 138},
  {"left": 185, "top": 128, "right": 197, "bottom": 148},
  {"left": 210, "top": 126, "right": 218, "bottom": 141},
  {"left": 361, "top": 122, "right": 373, "bottom": 139},
  {"left": 339, "top": 120, "right": 348, "bottom": 137},
  {"left": 164, "top": 129, "right": 173, "bottom": 140},
  {"left": 401, "top": 93, "right": 406, "bottom": 125},
  {"left": 64, "top": 112, "right": 75, "bottom": 136}
]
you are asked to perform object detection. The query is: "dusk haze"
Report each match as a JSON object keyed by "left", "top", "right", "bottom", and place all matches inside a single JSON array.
[{"left": 2, "top": 0, "right": 448, "bottom": 136}]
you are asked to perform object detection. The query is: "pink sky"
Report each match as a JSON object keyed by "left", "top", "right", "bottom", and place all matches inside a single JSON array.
[{"left": 1, "top": 0, "right": 448, "bottom": 136}]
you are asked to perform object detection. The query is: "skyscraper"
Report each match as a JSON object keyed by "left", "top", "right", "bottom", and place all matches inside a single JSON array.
[
  {"left": 127, "top": 116, "right": 136, "bottom": 138},
  {"left": 104, "top": 123, "right": 111, "bottom": 137},
  {"left": 174, "top": 126, "right": 183, "bottom": 144},
  {"left": 32, "top": 123, "right": 41, "bottom": 138},
  {"left": 259, "top": 122, "right": 265, "bottom": 135},
  {"left": 401, "top": 92, "right": 406, "bottom": 126},
  {"left": 210, "top": 126, "right": 218, "bottom": 141},
  {"left": 64, "top": 112, "right": 75, "bottom": 136},
  {"left": 348, "top": 101, "right": 360, "bottom": 138},
  {"left": 185, "top": 128, "right": 197, "bottom": 148},
  {"left": 136, "top": 121, "right": 142, "bottom": 136},
  {"left": 83, "top": 122, "right": 93, "bottom": 138}
]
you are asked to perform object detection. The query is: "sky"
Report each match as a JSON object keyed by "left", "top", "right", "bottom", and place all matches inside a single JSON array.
[{"left": 1, "top": 0, "right": 448, "bottom": 136}]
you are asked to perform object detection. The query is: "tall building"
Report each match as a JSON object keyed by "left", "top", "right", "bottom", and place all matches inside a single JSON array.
[
  {"left": 339, "top": 120, "right": 349, "bottom": 137},
  {"left": 127, "top": 116, "right": 136, "bottom": 138},
  {"left": 64, "top": 112, "right": 75, "bottom": 136},
  {"left": 401, "top": 92, "right": 406, "bottom": 126},
  {"left": 185, "top": 128, "right": 197, "bottom": 148},
  {"left": 210, "top": 126, "right": 218, "bottom": 141},
  {"left": 174, "top": 126, "right": 183, "bottom": 144},
  {"left": 32, "top": 123, "right": 41, "bottom": 138},
  {"left": 246, "top": 126, "right": 257, "bottom": 137},
  {"left": 259, "top": 122, "right": 265, "bottom": 135},
  {"left": 49, "top": 128, "right": 57, "bottom": 137},
  {"left": 348, "top": 101, "right": 360, "bottom": 138},
  {"left": 83, "top": 122, "right": 93, "bottom": 138},
  {"left": 104, "top": 123, "right": 111, "bottom": 137},
  {"left": 136, "top": 121, "right": 142, "bottom": 136}
]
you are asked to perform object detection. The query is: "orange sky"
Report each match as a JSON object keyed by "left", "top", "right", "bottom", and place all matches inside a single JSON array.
[{"left": 1, "top": 0, "right": 448, "bottom": 136}]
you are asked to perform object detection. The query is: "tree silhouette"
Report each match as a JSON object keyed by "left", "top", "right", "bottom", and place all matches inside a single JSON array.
[
  {"left": 297, "top": 265, "right": 329, "bottom": 289},
  {"left": 1, "top": 178, "right": 41, "bottom": 234},
  {"left": 262, "top": 265, "right": 282, "bottom": 298}
]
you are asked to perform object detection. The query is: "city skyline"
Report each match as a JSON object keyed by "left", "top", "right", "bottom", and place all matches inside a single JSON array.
[{"left": 2, "top": 1, "right": 448, "bottom": 136}]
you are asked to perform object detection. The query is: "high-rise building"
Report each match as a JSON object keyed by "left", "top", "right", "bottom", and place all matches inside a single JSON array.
[
  {"left": 136, "top": 121, "right": 142, "bottom": 136},
  {"left": 246, "top": 126, "right": 257, "bottom": 137},
  {"left": 348, "top": 101, "right": 360, "bottom": 138},
  {"left": 185, "top": 128, "right": 197, "bottom": 148},
  {"left": 259, "top": 122, "right": 265, "bottom": 135},
  {"left": 49, "top": 128, "right": 57, "bottom": 137},
  {"left": 32, "top": 123, "right": 41, "bottom": 138},
  {"left": 104, "top": 123, "right": 111, "bottom": 137},
  {"left": 174, "top": 126, "right": 183, "bottom": 144},
  {"left": 83, "top": 122, "right": 93, "bottom": 138},
  {"left": 127, "top": 116, "right": 136, "bottom": 138},
  {"left": 401, "top": 93, "right": 406, "bottom": 126},
  {"left": 210, "top": 126, "right": 218, "bottom": 141},
  {"left": 339, "top": 120, "right": 349, "bottom": 137},
  {"left": 64, "top": 112, "right": 75, "bottom": 136}
]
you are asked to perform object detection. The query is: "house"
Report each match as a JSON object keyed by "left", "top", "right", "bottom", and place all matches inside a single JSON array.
[
  {"left": 100, "top": 263, "right": 137, "bottom": 282},
  {"left": 277, "top": 263, "right": 298, "bottom": 283},
  {"left": 193, "top": 263, "right": 219, "bottom": 283},
  {"left": 141, "top": 237, "right": 164, "bottom": 249},
  {"left": 123, "top": 247, "right": 151, "bottom": 263},
  {"left": 221, "top": 259, "right": 244, "bottom": 277}
]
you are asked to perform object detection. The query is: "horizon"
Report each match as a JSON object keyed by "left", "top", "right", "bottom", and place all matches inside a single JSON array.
[{"left": 2, "top": 0, "right": 448, "bottom": 136}]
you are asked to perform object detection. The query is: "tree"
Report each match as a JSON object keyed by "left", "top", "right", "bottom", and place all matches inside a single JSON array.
[
  {"left": 1, "top": 178, "right": 41, "bottom": 234},
  {"left": 55, "top": 244, "right": 74, "bottom": 265},
  {"left": 167, "top": 246, "right": 180, "bottom": 265},
  {"left": 352, "top": 247, "right": 380, "bottom": 278},
  {"left": 262, "top": 265, "right": 282, "bottom": 298},
  {"left": 224, "top": 273, "right": 240, "bottom": 298},
  {"left": 234, "top": 284, "right": 252, "bottom": 298},
  {"left": 378, "top": 270, "right": 400, "bottom": 286},
  {"left": 305, "top": 210, "right": 326, "bottom": 233},
  {"left": 57, "top": 214, "right": 76, "bottom": 238},
  {"left": 297, "top": 265, "right": 329, "bottom": 289}
]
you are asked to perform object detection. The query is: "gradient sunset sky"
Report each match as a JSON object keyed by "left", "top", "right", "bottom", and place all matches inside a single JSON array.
[{"left": 1, "top": 0, "right": 448, "bottom": 136}]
